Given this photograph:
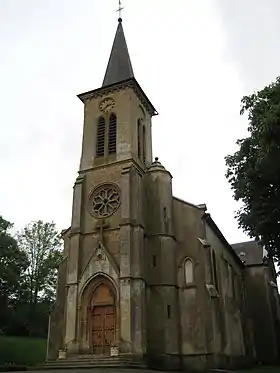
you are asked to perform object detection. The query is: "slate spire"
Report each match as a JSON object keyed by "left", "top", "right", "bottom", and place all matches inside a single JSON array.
[{"left": 102, "top": 18, "right": 134, "bottom": 87}]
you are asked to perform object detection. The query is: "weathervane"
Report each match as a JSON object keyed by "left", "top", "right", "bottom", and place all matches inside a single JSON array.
[{"left": 117, "top": 0, "right": 124, "bottom": 20}]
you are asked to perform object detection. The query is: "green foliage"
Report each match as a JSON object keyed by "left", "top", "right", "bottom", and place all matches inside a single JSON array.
[
  {"left": 0, "top": 217, "right": 28, "bottom": 334},
  {"left": 0, "top": 217, "right": 28, "bottom": 298},
  {"left": 0, "top": 217, "right": 63, "bottom": 338},
  {"left": 17, "top": 220, "right": 63, "bottom": 336},
  {"left": 226, "top": 76, "right": 280, "bottom": 265},
  {"left": 0, "top": 336, "right": 46, "bottom": 366},
  {"left": 17, "top": 220, "right": 63, "bottom": 305}
]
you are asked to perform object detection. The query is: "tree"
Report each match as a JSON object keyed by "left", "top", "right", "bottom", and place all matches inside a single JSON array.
[
  {"left": 226, "top": 76, "right": 280, "bottom": 267},
  {"left": 17, "top": 220, "right": 63, "bottom": 307},
  {"left": 0, "top": 216, "right": 28, "bottom": 333},
  {"left": 17, "top": 220, "right": 63, "bottom": 336}
]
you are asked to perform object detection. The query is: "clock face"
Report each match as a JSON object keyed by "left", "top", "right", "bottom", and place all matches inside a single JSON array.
[{"left": 99, "top": 98, "right": 115, "bottom": 113}]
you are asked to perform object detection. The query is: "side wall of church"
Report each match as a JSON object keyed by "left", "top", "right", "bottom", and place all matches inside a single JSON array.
[
  {"left": 245, "top": 264, "right": 280, "bottom": 364},
  {"left": 267, "top": 262, "right": 280, "bottom": 361},
  {"left": 172, "top": 199, "right": 213, "bottom": 371},
  {"left": 204, "top": 222, "right": 251, "bottom": 368}
]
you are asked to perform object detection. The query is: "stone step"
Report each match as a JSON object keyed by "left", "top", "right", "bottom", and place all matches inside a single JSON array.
[
  {"left": 47, "top": 358, "right": 143, "bottom": 364},
  {"left": 44, "top": 359, "right": 145, "bottom": 364},
  {"left": 47, "top": 358, "right": 145, "bottom": 364},
  {"left": 36, "top": 363, "right": 147, "bottom": 370},
  {"left": 67, "top": 355, "right": 143, "bottom": 362},
  {"left": 35, "top": 356, "right": 147, "bottom": 370}
]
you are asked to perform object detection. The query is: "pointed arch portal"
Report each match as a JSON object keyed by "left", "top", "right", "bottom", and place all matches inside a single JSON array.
[{"left": 81, "top": 276, "right": 117, "bottom": 355}]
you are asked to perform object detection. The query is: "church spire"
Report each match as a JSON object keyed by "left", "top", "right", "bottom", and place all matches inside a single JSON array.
[{"left": 102, "top": 17, "right": 134, "bottom": 87}]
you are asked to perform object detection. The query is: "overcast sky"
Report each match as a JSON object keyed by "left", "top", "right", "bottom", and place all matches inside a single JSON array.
[{"left": 1, "top": 0, "right": 280, "bottom": 245}]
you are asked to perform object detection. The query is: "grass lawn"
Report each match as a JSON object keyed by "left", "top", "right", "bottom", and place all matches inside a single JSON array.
[{"left": 0, "top": 336, "right": 47, "bottom": 367}]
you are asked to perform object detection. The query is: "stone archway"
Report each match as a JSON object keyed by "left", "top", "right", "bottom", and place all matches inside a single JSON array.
[{"left": 79, "top": 275, "right": 117, "bottom": 355}]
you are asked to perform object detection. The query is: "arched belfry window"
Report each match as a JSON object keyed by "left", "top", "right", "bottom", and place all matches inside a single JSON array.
[
  {"left": 96, "top": 116, "right": 105, "bottom": 157},
  {"left": 108, "top": 113, "right": 117, "bottom": 155},
  {"left": 96, "top": 114, "right": 117, "bottom": 158},
  {"left": 184, "top": 258, "right": 194, "bottom": 285}
]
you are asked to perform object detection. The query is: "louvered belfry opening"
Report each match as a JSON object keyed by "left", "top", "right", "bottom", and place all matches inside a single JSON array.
[
  {"left": 96, "top": 116, "right": 106, "bottom": 157},
  {"left": 96, "top": 114, "right": 117, "bottom": 158},
  {"left": 108, "top": 113, "right": 117, "bottom": 154}
]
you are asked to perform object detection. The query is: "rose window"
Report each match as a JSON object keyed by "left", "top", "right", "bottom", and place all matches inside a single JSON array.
[{"left": 90, "top": 184, "right": 120, "bottom": 218}]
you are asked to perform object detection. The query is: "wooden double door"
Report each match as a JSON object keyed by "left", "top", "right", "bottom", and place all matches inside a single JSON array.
[{"left": 90, "top": 304, "right": 116, "bottom": 355}]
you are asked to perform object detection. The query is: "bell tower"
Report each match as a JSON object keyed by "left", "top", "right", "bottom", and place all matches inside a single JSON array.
[
  {"left": 78, "top": 18, "right": 157, "bottom": 172},
  {"left": 54, "top": 15, "right": 159, "bottom": 359}
]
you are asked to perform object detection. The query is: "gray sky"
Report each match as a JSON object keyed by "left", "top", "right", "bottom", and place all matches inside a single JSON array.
[{"left": 1, "top": 0, "right": 279, "bottom": 244}]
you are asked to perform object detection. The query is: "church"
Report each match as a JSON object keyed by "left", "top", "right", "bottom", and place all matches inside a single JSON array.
[{"left": 47, "top": 15, "right": 280, "bottom": 371}]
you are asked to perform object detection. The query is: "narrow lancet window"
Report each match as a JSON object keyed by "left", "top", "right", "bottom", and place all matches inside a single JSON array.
[
  {"left": 167, "top": 305, "right": 171, "bottom": 319},
  {"left": 96, "top": 116, "right": 106, "bottom": 157},
  {"left": 108, "top": 113, "right": 117, "bottom": 155},
  {"left": 184, "top": 258, "right": 194, "bottom": 284},
  {"left": 137, "top": 119, "right": 141, "bottom": 158},
  {"left": 212, "top": 250, "right": 219, "bottom": 291}
]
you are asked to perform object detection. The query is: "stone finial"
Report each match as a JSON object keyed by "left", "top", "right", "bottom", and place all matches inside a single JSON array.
[
  {"left": 146, "top": 156, "right": 170, "bottom": 174},
  {"left": 149, "top": 157, "right": 165, "bottom": 168}
]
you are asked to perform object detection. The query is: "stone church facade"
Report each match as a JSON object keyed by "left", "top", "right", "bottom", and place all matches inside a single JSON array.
[{"left": 47, "top": 18, "right": 280, "bottom": 371}]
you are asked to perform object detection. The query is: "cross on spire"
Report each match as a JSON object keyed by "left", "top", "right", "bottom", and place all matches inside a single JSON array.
[{"left": 117, "top": 0, "right": 124, "bottom": 21}]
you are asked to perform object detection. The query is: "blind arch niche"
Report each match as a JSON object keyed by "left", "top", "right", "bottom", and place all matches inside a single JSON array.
[{"left": 184, "top": 258, "right": 194, "bottom": 285}]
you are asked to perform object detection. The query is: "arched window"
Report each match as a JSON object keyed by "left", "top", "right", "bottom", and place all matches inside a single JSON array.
[
  {"left": 212, "top": 250, "right": 219, "bottom": 291},
  {"left": 137, "top": 119, "right": 142, "bottom": 158},
  {"left": 142, "top": 125, "right": 146, "bottom": 165},
  {"left": 96, "top": 116, "right": 105, "bottom": 157},
  {"left": 184, "top": 258, "right": 194, "bottom": 284},
  {"left": 108, "top": 113, "right": 117, "bottom": 155}
]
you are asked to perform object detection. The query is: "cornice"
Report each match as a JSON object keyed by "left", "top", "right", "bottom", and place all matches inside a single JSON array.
[
  {"left": 77, "top": 77, "right": 158, "bottom": 117},
  {"left": 78, "top": 157, "right": 145, "bottom": 176}
]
